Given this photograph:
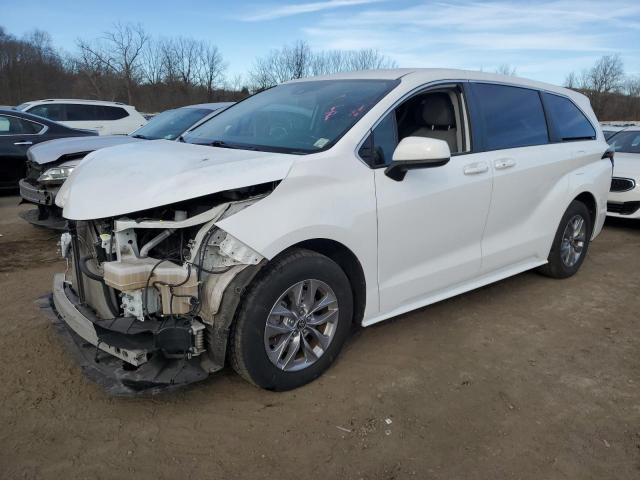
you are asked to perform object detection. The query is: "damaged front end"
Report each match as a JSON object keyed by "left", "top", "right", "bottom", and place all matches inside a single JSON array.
[
  {"left": 18, "top": 157, "right": 77, "bottom": 230},
  {"left": 45, "top": 185, "right": 274, "bottom": 395}
]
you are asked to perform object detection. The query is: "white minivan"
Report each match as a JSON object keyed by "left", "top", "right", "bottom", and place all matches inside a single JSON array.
[
  {"left": 48, "top": 69, "right": 612, "bottom": 394},
  {"left": 16, "top": 99, "right": 146, "bottom": 135}
]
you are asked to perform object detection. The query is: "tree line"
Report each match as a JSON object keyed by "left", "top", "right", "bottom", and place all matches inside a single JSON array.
[
  {"left": 0, "top": 24, "right": 395, "bottom": 112},
  {"left": 1, "top": 23, "right": 638, "bottom": 119},
  {"left": 564, "top": 55, "right": 640, "bottom": 121}
]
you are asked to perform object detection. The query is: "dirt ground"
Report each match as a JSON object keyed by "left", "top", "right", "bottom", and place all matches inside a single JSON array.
[{"left": 0, "top": 195, "right": 638, "bottom": 480}]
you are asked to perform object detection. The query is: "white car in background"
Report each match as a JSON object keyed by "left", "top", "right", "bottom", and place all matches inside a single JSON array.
[
  {"left": 607, "top": 127, "right": 640, "bottom": 218},
  {"left": 48, "top": 69, "right": 611, "bottom": 394},
  {"left": 15, "top": 99, "right": 146, "bottom": 135}
]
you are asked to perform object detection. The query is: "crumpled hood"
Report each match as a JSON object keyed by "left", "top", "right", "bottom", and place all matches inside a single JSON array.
[
  {"left": 28, "top": 135, "right": 141, "bottom": 165},
  {"left": 613, "top": 152, "right": 640, "bottom": 179},
  {"left": 57, "top": 140, "right": 296, "bottom": 220}
]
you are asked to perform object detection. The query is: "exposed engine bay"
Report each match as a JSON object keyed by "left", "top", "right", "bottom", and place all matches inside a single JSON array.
[{"left": 52, "top": 182, "right": 277, "bottom": 393}]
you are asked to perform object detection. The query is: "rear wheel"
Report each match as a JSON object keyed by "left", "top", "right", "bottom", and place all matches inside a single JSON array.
[
  {"left": 230, "top": 249, "right": 353, "bottom": 390},
  {"left": 537, "top": 200, "right": 592, "bottom": 279}
]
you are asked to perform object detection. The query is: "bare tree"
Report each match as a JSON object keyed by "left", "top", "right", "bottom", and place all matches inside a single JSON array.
[
  {"left": 163, "top": 37, "right": 203, "bottom": 89},
  {"left": 77, "top": 22, "right": 148, "bottom": 104},
  {"left": 564, "top": 71, "right": 578, "bottom": 89},
  {"left": 74, "top": 44, "right": 110, "bottom": 99},
  {"left": 285, "top": 41, "right": 312, "bottom": 80},
  {"left": 588, "top": 54, "right": 624, "bottom": 95},
  {"left": 311, "top": 50, "right": 344, "bottom": 76},
  {"left": 624, "top": 75, "right": 640, "bottom": 97},
  {"left": 226, "top": 73, "right": 246, "bottom": 92},
  {"left": 141, "top": 39, "right": 165, "bottom": 85},
  {"left": 250, "top": 41, "right": 396, "bottom": 91},
  {"left": 25, "top": 30, "right": 56, "bottom": 61},
  {"left": 345, "top": 49, "right": 396, "bottom": 71},
  {"left": 107, "top": 22, "right": 148, "bottom": 104},
  {"left": 495, "top": 64, "right": 517, "bottom": 76},
  {"left": 198, "top": 44, "right": 226, "bottom": 101},
  {"left": 565, "top": 55, "right": 626, "bottom": 116},
  {"left": 249, "top": 41, "right": 312, "bottom": 91}
]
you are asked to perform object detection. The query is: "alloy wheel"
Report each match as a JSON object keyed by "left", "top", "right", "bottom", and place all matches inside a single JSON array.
[
  {"left": 264, "top": 279, "right": 339, "bottom": 372},
  {"left": 560, "top": 214, "right": 586, "bottom": 267}
]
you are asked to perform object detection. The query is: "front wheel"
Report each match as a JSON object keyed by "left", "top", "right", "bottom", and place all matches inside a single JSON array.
[
  {"left": 229, "top": 249, "right": 353, "bottom": 390},
  {"left": 537, "top": 200, "right": 592, "bottom": 279}
]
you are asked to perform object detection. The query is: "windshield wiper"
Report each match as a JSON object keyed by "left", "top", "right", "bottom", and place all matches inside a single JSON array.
[
  {"left": 209, "top": 140, "right": 258, "bottom": 150},
  {"left": 131, "top": 134, "right": 150, "bottom": 140}
]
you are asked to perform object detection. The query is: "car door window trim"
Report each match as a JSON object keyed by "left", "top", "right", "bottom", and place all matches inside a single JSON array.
[
  {"left": 468, "top": 80, "right": 597, "bottom": 153},
  {"left": 0, "top": 114, "right": 48, "bottom": 136},
  {"left": 540, "top": 91, "right": 597, "bottom": 143},
  {"left": 469, "top": 81, "right": 555, "bottom": 152},
  {"left": 355, "top": 80, "right": 474, "bottom": 168}
]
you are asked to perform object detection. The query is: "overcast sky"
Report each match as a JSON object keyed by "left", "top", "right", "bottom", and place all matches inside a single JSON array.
[{"left": 3, "top": 0, "right": 640, "bottom": 85}]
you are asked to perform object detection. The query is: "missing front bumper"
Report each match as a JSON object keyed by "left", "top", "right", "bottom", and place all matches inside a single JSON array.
[
  {"left": 19, "top": 179, "right": 57, "bottom": 206},
  {"left": 41, "top": 274, "right": 210, "bottom": 396}
]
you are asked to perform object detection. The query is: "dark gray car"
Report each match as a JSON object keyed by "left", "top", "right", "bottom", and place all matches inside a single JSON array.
[{"left": 0, "top": 109, "right": 96, "bottom": 192}]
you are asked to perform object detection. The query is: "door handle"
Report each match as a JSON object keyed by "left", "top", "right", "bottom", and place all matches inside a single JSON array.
[
  {"left": 494, "top": 158, "right": 516, "bottom": 170},
  {"left": 14, "top": 141, "right": 33, "bottom": 146},
  {"left": 463, "top": 162, "right": 489, "bottom": 175}
]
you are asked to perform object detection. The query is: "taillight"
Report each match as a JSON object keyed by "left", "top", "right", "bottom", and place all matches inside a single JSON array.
[{"left": 602, "top": 147, "right": 614, "bottom": 167}]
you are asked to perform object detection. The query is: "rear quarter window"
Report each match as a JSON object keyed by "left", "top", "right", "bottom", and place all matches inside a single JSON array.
[
  {"left": 541, "top": 93, "right": 596, "bottom": 141},
  {"left": 470, "top": 83, "right": 549, "bottom": 151},
  {"left": 0, "top": 115, "right": 43, "bottom": 134},
  {"left": 97, "top": 106, "right": 129, "bottom": 120}
]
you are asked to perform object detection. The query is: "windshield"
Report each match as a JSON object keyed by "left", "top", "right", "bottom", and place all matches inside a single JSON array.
[
  {"left": 15, "top": 103, "right": 31, "bottom": 111},
  {"left": 183, "top": 79, "right": 398, "bottom": 154},
  {"left": 608, "top": 130, "right": 640, "bottom": 154},
  {"left": 603, "top": 130, "right": 621, "bottom": 140},
  {"left": 131, "top": 107, "right": 213, "bottom": 140}
]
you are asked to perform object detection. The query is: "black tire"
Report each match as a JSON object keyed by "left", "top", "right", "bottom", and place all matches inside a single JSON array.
[
  {"left": 537, "top": 200, "right": 592, "bottom": 279},
  {"left": 229, "top": 248, "right": 353, "bottom": 391}
]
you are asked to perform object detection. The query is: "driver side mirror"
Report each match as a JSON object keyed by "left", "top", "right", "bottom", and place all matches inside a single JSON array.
[{"left": 384, "top": 137, "right": 451, "bottom": 181}]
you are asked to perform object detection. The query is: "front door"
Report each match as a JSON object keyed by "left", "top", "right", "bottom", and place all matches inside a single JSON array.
[
  {"left": 0, "top": 114, "right": 46, "bottom": 189},
  {"left": 370, "top": 86, "right": 493, "bottom": 314}
]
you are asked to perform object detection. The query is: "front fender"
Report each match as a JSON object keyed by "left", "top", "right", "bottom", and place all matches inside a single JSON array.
[{"left": 215, "top": 152, "right": 380, "bottom": 319}]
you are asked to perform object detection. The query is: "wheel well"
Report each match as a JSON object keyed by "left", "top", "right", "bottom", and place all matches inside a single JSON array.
[
  {"left": 286, "top": 239, "right": 366, "bottom": 326},
  {"left": 574, "top": 192, "right": 597, "bottom": 226}
]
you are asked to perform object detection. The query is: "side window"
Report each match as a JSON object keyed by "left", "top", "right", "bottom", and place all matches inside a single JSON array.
[
  {"left": 373, "top": 114, "right": 398, "bottom": 167},
  {"left": 471, "top": 83, "right": 548, "bottom": 150},
  {"left": 28, "top": 104, "right": 65, "bottom": 121},
  {"left": 97, "top": 106, "right": 129, "bottom": 120},
  {"left": 541, "top": 93, "right": 596, "bottom": 141},
  {"left": 359, "top": 88, "right": 466, "bottom": 167},
  {"left": 0, "top": 115, "right": 44, "bottom": 135},
  {"left": 358, "top": 114, "right": 398, "bottom": 168},
  {"left": 66, "top": 104, "right": 98, "bottom": 121},
  {"left": 18, "top": 118, "right": 44, "bottom": 134}
]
